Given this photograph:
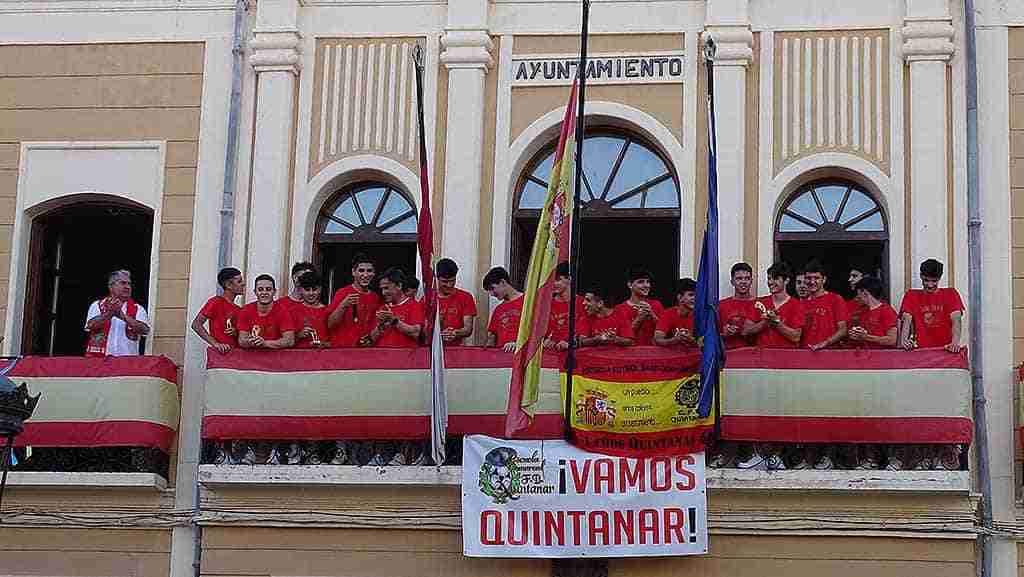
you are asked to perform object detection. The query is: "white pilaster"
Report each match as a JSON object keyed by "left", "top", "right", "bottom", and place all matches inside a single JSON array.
[
  {"left": 440, "top": 1, "right": 492, "bottom": 289},
  {"left": 246, "top": 0, "right": 301, "bottom": 284},
  {"left": 703, "top": 1, "right": 753, "bottom": 296},
  {"left": 903, "top": 1, "right": 955, "bottom": 287}
]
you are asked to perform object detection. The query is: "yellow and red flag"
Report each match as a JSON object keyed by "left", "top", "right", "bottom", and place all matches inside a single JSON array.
[{"left": 505, "top": 79, "right": 578, "bottom": 437}]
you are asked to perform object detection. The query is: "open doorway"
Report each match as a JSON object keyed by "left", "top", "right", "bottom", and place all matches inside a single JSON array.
[
  {"left": 317, "top": 243, "right": 416, "bottom": 297},
  {"left": 776, "top": 240, "right": 887, "bottom": 300},
  {"left": 23, "top": 200, "right": 154, "bottom": 356}
]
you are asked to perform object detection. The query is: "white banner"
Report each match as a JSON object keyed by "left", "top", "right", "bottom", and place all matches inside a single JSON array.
[{"left": 462, "top": 435, "right": 708, "bottom": 558}]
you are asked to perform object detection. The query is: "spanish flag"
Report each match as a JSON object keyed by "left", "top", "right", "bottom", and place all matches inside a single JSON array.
[{"left": 505, "top": 79, "right": 578, "bottom": 437}]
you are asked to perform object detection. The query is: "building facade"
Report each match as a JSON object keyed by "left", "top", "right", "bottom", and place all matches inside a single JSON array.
[{"left": 0, "top": 0, "right": 1022, "bottom": 575}]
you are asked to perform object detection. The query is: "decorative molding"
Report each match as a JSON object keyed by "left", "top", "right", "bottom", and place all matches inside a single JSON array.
[
  {"left": 901, "top": 18, "right": 955, "bottom": 62},
  {"left": 250, "top": 29, "right": 302, "bottom": 73},
  {"left": 440, "top": 29, "right": 493, "bottom": 70},
  {"left": 5, "top": 471, "right": 168, "bottom": 490},
  {"left": 702, "top": 25, "right": 753, "bottom": 66}
]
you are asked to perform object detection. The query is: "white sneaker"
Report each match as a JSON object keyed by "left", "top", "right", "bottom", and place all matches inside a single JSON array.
[
  {"left": 736, "top": 452, "right": 766, "bottom": 470},
  {"left": 212, "top": 442, "right": 228, "bottom": 465},
  {"left": 885, "top": 458, "right": 903, "bottom": 471},
  {"left": 267, "top": 444, "right": 286, "bottom": 465},
  {"left": 765, "top": 454, "right": 786, "bottom": 470},
  {"left": 935, "top": 446, "right": 961, "bottom": 470},
  {"left": 306, "top": 443, "right": 325, "bottom": 465},
  {"left": 912, "top": 458, "right": 934, "bottom": 470},
  {"left": 788, "top": 456, "right": 811, "bottom": 470},
  {"left": 813, "top": 455, "right": 834, "bottom": 470},
  {"left": 329, "top": 441, "right": 349, "bottom": 465},
  {"left": 856, "top": 457, "right": 879, "bottom": 470},
  {"left": 707, "top": 451, "right": 734, "bottom": 469}
]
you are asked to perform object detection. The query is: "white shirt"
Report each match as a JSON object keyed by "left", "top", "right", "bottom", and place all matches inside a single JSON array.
[{"left": 85, "top": 300, "right": 150, "bottom": 356}]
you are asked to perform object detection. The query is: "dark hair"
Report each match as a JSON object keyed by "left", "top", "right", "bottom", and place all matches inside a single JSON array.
[
  {"left": 436, "top": 258, "right": 458, "bottom": 279},
  {"left": 730, "top": 262, "right": 753, "bottom": 277},
  {"left": 405, "top": 276, "right": 420, "bottom": 291},
  {"left": 351, "top": 252, "right": 374, "bottom": 270},
  {"left": 766, "top": 262, "right": 792, "bottom": 281},
  {"left": 297, "top": 270, "right": 322, "bottom": 289},
  {"left": 585, "top": 285, "right": 610, "bottom": 304},
  {"left": 801, "top": 259, "right": 826, "bottom": 275},
  {"left": 848, "top": 262, "right": 868, "bottom": 275},
  {"left": 291, "top": 261, "right": 315, "bottom": 277},
  {"left": 855, "top": 276, "right": 884, "bottom": 300},
  {"left": 217, "top": 267, "right": 242, "bottom": 288},
  {"left": 556, "top": 261, "right": 571, "bottom": 280},
  {"left": 626, "top": 267, "right": 653, "bottom": 283},
  {"left": 254, "top": 274, "right": 276, "bottom": 289},
  {"left": 482, "top": 266, "right": 511, "bottom": 291},
  {"left": 380, "top": 267, "right": 407, "bottom": 289},
  {"left": 677, "top": 278, "right": 697, "bottom": 294},
  {"left": 920, "top": 258, "right": 944, "bottom": 279}
]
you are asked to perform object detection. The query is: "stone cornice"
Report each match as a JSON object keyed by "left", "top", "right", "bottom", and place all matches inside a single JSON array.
[
  {"left": 249, "top": 28, "right": 302, "bottom": 74},
  {"left": 902, "top": 18, "right": 956, "bottom": 62},
  {"left": 440, "top": 29, "right": 493, "bottom": 70},
  {"left": 702, "top": 25, "right": 753, "bottom": 67}
]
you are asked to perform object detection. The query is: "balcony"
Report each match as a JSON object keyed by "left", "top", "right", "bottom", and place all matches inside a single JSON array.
[
  {"left": 6, "top": 355, "right": 179, "bottom": 485},
  {"left": 200, "top": 346, "right": 971, "bottom": 489}
]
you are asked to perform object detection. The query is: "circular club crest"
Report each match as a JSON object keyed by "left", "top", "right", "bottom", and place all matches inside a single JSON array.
[
  {"left": 675, "top": 374, "right": 702, "bottom": 409},
  {"left": 478, "top": 446, "right": 521, "bottom": 505}
]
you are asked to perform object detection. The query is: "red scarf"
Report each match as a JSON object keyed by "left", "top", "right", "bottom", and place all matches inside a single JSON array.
[{"left": 86, "top": 297, "right": 139, "bottom": 357}]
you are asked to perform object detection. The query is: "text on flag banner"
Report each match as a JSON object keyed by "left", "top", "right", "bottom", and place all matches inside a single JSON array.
[{"left": 511, "top": 53, "right": 685, "bottom": 86}]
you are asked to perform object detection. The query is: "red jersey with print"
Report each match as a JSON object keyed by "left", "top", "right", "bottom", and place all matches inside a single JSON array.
[
  {"left": 801, "top": 291, "right": 849, "bottom": 348},
  {"left": 327, "top": 285, "right": 382, "bottom": 347},
  {"left": 579, "top": 308, "right": 635, "bottom": 341},
  {"left": 899, "top": 288, "right": 964, "bottom": 348},
  {"left": 613, "top": 298, "right": 665, "bottom": 346},
  {"left": 655, "top": 306, "right": 695, "bottom": 348},
  {"left": 292, "top": 303, "right": 331, "bottom": 348},
  {"left": 755, "top": 295, "right": 805, "bottom": 348},
  {"left": 488, "top": 295, "right": 525, "bottom": 347},
  {"left": 236, "top": 301, "right": 296, "bottom": 342},
  {"left": 198, "top": 295, "right": 240, "bottom": 346},
  {"left": 438, "top": 288, "right": 478, "bottom": 346},
  {"left": 859, "top": 302, "right": 899, "bottom": 348},
  {"left": 718, "top": 297, "right": 758, "bottom": 349},
  {"left": 376, "top": 297, "right": 424, "bottom": 348},
  {"left": 547, "top": 295, "right": 585, "bottom": 342}
]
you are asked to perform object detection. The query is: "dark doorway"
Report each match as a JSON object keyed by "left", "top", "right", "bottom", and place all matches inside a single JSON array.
[
  {"left": 24, "top": 201, "right": 153, "bottom": 356},
  {"left": 317, "top": 243, "right": 417, "bottom": 298},
  {"left": 776, "top": 240, "right": 887, "bottom": 300}
]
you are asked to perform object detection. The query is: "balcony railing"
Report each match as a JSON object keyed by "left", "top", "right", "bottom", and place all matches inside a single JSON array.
[{"left": 201, "top": 346, "right": 971, "bottom": 472}]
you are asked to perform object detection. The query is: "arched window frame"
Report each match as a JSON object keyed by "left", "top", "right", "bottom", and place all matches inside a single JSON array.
[
  {"left": 774, "top": 179, "right": 888, "bottom": 243},
  {"left": 316, "top": 182, "right": 418, "bottom": 245}
]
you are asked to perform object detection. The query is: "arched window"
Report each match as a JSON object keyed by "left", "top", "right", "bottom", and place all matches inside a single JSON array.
[
  {"left": 513, "top": 130, "right": 680, "bottom": 305},
  {"left": 315, "top": 183, "right": 417, "bottom": 296},
  {"left": 775, "top": 179, "right": 888, "bottom": 297}
]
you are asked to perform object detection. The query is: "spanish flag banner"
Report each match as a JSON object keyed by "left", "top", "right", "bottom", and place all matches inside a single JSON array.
[
  {"left": 505, "top": 79, "right": 578, "bottom": 437},
  {"left": 566, "top": 347, "right": 714, "bottom": 457}
]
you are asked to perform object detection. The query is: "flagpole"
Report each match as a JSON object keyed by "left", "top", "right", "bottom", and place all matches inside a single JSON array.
[
  {"left": 703, "top": 36, "right": 722, "bottom": 431},
  {"left": 564, "top": 0, "right": 590, "bottom": 440}
]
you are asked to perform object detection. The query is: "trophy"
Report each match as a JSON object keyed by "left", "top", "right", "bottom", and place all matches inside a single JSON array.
[
  {"left": 225, "top": 316, "right": 234, "bottom": 332},
  {"left": 252, "top": 325, "right": 262, "bottom": 339},
  {"left": 310, "top": 328, "right": 321, "bottom": 347}
]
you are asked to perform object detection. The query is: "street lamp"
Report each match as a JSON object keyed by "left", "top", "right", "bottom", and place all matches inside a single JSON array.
[{"left": 0, "top": 362, "right": 39, "bottom": 513}]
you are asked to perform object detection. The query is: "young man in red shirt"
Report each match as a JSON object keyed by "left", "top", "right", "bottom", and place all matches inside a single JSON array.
[
  {"left": 292, "top": 270, "right": 331, "bottom": 348},
  {"left": 327, "top": 253, "right": 382, "bottom": 347},
  {"left": 483, "top": 266, "right": 524, "bottom": 352},
  {"left": 436, "top": 258, "right": 477, "bottom": 346},
  {"left": 898, "top": 259, "right": 964, "bottom": 352},
  {"left": 278, "top": 261, "right": 315, "bottom": 321},
  {"left": 654, "top": 278, "right": 697, "bottom": 348},
  {"left": 237, "top": 274, "right": 296, "bottom": 349},
  {"left": 366, "top": 268, "right": 423, "bottom": 348},
  {"left": 579, "top": 286, "right": 634, "bottom": 347},
  {"left": 403, "top": 276, "right": 420, "bottom": 301},
  {"left": 719, "top": 262, "right": 759, "bottom": 349},
  {"left": 744, "top": 262, "right": 804, "bottom": 348},
  {"left": 795, "top": 272, "right": 810, "bottom": 299},
  {"left": 848, "top": 276, "right": 898, "bottom": 348},
  {"left": 191, "top": 267, "right": 244, "bottom": 354},
  {"left": 845, "top": 265, "right": 868, "bottom": 329},
  {"left": 544, "top": 261, "right": 583, "bottom": 351},
  {"left": 613, "top": 267, "right": 664, "bottom": 346},
  {"left": 801, "top": 259, "right": 849, "bottom": 350}
]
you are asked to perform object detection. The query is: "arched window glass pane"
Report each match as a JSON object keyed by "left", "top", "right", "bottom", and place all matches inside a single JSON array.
[
  {"left": 324, "top": 219, "right": 353, "bottom": 233},
  {"left": 815, "top": 185, "right": 846, "bottom": 221},
  {"left": 614, "top": 193, "right": 642, "bottom": 209},
  {"left": 357, "top": 187, "right": 386, "bottom": 221},
  {"left": 520, "top": 180, "right": 547, "bottom": 209},
  {"left": 779, "top": 214, "right": 817, "bottom": 232},
  {"left": 606, "top": 143, "right": 667, "bottom": 201},
  {"left": 645, "top": 178, "right": 677, "bottom": 208},
  {"left": 318, "top": 183, "right": 417, "bottom": 240},
  {"left": 378, "top": 192, "right": 413, "bottom": 223},
  {"left": 335, "top": 197, "right": 360, "bottom": 225},
  {"left": 530, "top": 153, "right": 556, "bottom": 185},
  {"left": 839, "top": 190, "right": 875, "bottom": 224},
  {"left": 580, "top": 136, "right": 622, "bottom": 199},
  {"left": 382, "top": 215, "right": 416, "bottom": 233},
  {"left": 846, "top": 211, "right": 884, "bottom": 231},
  {"left": 786, "top": 193, "right": 823, "bottom": 224}
]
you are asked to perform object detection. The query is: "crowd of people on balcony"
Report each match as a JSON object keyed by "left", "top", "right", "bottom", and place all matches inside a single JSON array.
[{"left": 164, "top": 252, "right": 964, "bottom": 355}]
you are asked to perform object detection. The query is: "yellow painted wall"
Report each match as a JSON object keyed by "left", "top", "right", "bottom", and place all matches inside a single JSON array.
[
  {"left": 1010, "top": 28, "right": 1024, "bottom": 364},
  {"left": 0, "top": 527, "right": 170, "bottom": 576}
]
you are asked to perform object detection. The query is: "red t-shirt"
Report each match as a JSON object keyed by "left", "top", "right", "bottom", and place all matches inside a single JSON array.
[
  {"left": 801, "top": 291, "right": 849, "bottom": 348},
  {"left": 655, "top": 306, "right": 695, "bottom": 348},
  {"left": 438, "top": 288, "right": 478, "bottom": 346},
  {"left": 547, "top": 295, "right": 585, "bottom": 343},
  {"left": 754, "top": 295, "right": 805, "bottom": 348},
  {"left": 719, "top": 297, "right": 758, "bottom": 349},
  {"left": 376, "top": 297, "right": 425, "bottom": 348},
  {"left": 236, "top": 301, "right": 296, "bottom": 342},
  {"left": 488, "top": 295, "right": 525, "bottom": 347},
  {"left": 292, "top": 303, "right": 331, "bottom": 348},
  {"left": 613, "top": 298, "right": 665, "bottom": 346},
  {"left": 846, "top": 298, "right": 869, "bottom": 327},
  {"left": 859, "top": 302, "right": 899, "bottom": 348},
  {"left": 327, "top": 285, "right": 382, "bottom": 347},
  {"left": 899, "top": 288, "right": 964, "bottom": 348},
  {"left": 198, "top": 295, "right": 241, "bottom": 346},
  {"left": 579, "top": 308, "right": 635, "bottom": 342}
]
